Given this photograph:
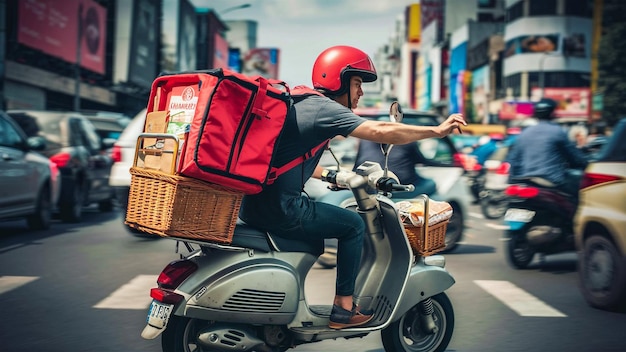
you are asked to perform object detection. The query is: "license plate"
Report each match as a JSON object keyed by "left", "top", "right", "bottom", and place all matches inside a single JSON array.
[
  {"left": 146, "top": 300, "right": 173, "bottom": 329},
  {"left": 504, "top": 208, "right": 536, "bottom": 223}
]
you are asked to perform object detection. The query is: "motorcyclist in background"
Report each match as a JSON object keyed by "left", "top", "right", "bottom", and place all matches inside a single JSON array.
[{"left": 506, "top": 98, "right": 588, "bottom": 201}]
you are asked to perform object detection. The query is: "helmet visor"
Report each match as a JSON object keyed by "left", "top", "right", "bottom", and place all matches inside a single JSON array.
[{"left": 343, "top": 56, "right": 377, "bottom": 82}]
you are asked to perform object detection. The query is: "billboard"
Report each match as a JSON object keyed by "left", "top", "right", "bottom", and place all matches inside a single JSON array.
[
  {"left": 420, "top": 0, "right": 444, "bottom": 42},
  {"left": 471, "top": 65, "right": 490, "bottom": 124},
  {"left": 128, "top": 0, "right": 159, "bottom": 87},
  {"left": 532, "top": 87, "right": 591, "bottom": 118},
  {"left": 213, "top": 34, "right": 229, "bottom": 70},
  {"left": 499, "top": 101, "right": 534, "bottom": 120},
  {"left": 406, "top": 4, "right": 421, "bottom": 43},
  {"left": 242, "top": 48, "right": 280, "bottom": 79},
  {"left": 563, "top": 33, "right": 586, "bottom": 57},
  {"left": 228, "top": 48, "right": 242, "bottom": 72},
  {"left": 177, "top": 0, "right": 197, "bottom": 72},
  {"left": 504, "top": 34, "right": 560, "bottom": 58},
  {"left": 18, "top": 0, "right": 107, "bottom": 74},
  {"left": 449, "top": 42, "right": 467, "bottom": 114}
]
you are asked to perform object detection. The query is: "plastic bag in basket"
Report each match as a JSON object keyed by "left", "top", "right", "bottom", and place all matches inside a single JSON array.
[{"left": 396, "top": 199, "right": 453, "bottom": 227}]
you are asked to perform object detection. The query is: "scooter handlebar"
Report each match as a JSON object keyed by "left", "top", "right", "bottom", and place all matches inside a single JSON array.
[{"left": 321, "top": 167, "right": 415, "bottom": 194}]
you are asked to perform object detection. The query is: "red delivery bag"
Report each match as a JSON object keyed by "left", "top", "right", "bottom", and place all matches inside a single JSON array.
[{"left": 146, "top": 69, "right": 325, "bottom": 194}]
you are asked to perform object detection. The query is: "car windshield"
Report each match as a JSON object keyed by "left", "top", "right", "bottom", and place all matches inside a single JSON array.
[
  {"left": 356, "top": 111, "right": 457, "bottom": 165},
  {"left": 596, "top": 119, "right": 626, "bottom": 162},
  {"left": 8, "top": 112, "right": 64, "bottom": 145}
]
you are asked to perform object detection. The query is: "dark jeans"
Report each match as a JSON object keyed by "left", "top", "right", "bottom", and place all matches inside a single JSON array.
[{"left": 274, "top": 201, "right": 365, "bottom": 297}]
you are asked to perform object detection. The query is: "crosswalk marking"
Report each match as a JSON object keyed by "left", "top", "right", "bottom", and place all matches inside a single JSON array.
[
  {"left": 475, "top": 280, "right": 567, "bottom": 317},
  {"left": 0, "top": 276, "right": 39, "bottom": 295},
  {"left": 94, "top": 275, "right": 157, "bottom": 310},
  {"left": 469, "top": 212, "right": 484, "bottom": 219},
  {"left": 486, "top": 223, "right": 508, "bottom": 230}
]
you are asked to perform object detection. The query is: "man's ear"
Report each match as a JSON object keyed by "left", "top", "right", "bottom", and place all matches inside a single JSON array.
[{"left": 333, "top": 93, "right": 349, "bottom": 108}]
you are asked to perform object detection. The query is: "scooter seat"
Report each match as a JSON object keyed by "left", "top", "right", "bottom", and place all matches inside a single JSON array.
[{"left": 232, "top": 220, "right": 324, "bottom": 256}]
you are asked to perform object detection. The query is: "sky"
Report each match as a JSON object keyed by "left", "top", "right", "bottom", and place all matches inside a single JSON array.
[{"left": 191, "top": 0, "right": 418, "bottom": 87}]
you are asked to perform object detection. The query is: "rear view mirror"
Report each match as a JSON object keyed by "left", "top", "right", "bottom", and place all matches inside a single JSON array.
[
  {"left": 381, "top": 101, "right": 404, "bottom": 177},
  {"left": 389, "top": 101, "right": 403, "bottom": 123}
]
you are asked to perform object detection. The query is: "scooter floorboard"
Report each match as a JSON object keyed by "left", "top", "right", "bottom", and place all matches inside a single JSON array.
[
  {"left": 293, "top": 305, "right": 378, "bottom": 340},
  {"left": 290, "top": 325, "right": 371, "bottom": 341},
  {"left": 309, "top": 304, "right": 332, "bottom": 316}
]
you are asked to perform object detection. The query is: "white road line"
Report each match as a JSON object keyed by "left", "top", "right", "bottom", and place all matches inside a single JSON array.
[
  {"left": 475, "top": 280, "right": 566, "bottom": 317},
  {"left": 468, "top": 212, "right": 484, "bottom": 219},
  {"left": 0, "top": 276, "right": 39, "bottom": 295},
  {"left": 94, "top": 275, "right": 157, "bottom": 309},
  {"left": 486, "top": 223, "right": 509, "bottom": 230}
]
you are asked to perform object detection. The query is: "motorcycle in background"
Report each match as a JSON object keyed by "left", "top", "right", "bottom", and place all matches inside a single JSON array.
[
  {"left": 478, "top": 161, "right": 510, "bottom": 219},
  {"left": 503, "top": 171, "right": 581, "bottom": 269}
]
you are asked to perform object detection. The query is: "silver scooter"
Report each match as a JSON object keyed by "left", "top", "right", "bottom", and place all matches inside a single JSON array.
[{"left": 141, "top": 104, "right": 456, "bottom": 352}]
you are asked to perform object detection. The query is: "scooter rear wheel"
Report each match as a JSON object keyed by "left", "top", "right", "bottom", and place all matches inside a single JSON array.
[
  {"left": 381, "top": 293, "right": 454, "bottom": 352},
  {"left": 162, "top": 316, "right": 289, "bottom": 352},
  {"left": 162, "top": 316, "right": 209, "bottom": 352}
]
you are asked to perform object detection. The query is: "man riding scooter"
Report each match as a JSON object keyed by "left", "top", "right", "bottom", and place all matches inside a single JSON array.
[
  {"left": 503, "top": 98, "right": 589, "bottom": 269},
  {"left": 239, "top": 45, "right": 466, "bottom": 329}
]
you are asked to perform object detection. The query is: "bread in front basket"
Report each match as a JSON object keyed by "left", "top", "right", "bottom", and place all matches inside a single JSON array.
[{"left": 396, "top": 199, "right": 453, "bottom": 226}]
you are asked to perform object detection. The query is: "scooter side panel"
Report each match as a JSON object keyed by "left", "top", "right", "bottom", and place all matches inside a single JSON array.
[
  {"left": 172, "top": 251, "right": 313, "bottom": 324},
  {"left": 393, "top": 264, "right": 455, "bottom": 320}
]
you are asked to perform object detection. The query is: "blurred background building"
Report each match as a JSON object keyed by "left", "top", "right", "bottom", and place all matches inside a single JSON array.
[{"left": 0, "top": 0, "right": 614, "bottom": 128}]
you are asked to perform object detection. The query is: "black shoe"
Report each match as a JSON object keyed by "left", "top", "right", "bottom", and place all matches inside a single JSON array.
[{"left": 328, "top": 304, "right": 374, "bottom": 329}]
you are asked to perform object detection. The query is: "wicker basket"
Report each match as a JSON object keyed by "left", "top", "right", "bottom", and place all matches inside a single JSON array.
[
  {"left": 125, "top": 167, "right": 243, "bottom": 243},
  {"left": 404, "top": 220, "right": 448, "bottom": 257}
]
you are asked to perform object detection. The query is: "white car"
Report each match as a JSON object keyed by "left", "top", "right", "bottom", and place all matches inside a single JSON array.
[{"left": 109, "top": 108, "right": 147, "bottom": 235}]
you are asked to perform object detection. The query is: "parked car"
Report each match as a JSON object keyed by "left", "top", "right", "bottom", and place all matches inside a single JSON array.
[
  {"left": 7, "top": 110, "right": 116, "bottom": 222},
  {"left": 0, "top": 110, "right": 59, "bottom": 230},
  {"left": 574, "top": 118, "right": 626, "bottom": 312},
  {"left": 306, "top": 107, "right": 471, "bottom": 267},
  {"left": 108, "top": 108, "right": 147, "bottom": 235},
  {"left": 82, "top": 111, "right": 132, "bottom": 148}
]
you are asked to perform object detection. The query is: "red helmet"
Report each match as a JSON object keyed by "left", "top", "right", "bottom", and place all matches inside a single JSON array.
[{"left": 312, "top": 45, "right": 377, "bottom": 95}]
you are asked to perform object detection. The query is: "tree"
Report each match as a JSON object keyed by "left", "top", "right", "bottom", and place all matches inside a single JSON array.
[{"left": 597, "top": 0, "right": 626, "bottom": 126}]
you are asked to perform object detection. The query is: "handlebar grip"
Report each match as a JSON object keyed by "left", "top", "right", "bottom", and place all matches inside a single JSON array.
[
  {"left": 320, "top": 169, "right": 337, "bottom": 184},
  {"left": 392, "top": 184, "right": 415, "bottom": 192}
]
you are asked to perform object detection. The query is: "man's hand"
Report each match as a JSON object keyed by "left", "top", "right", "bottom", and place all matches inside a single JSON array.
[{"left": 437, "top": 113, "right": 467, "bottom": 137}]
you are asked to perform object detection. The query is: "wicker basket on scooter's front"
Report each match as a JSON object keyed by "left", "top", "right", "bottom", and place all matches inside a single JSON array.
[
  {"left": 403, "top": 220, "right": 448, "bottom": 256},
  {"left": 399, "top": 194, "right": 449, "bottom": 256}
]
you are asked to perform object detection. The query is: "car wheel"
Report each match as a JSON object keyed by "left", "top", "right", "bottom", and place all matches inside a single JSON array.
[
  {"left": 60, "top": 182, "right": 84, "bottom": 223},
  {"left": 26, "top": 184, "right": 52, "bottom": 230},
  {"left": 579, "top": 235, "right": 626, "bottom": 312}
]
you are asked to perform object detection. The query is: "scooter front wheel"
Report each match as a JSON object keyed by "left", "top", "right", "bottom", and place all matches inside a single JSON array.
[
  {"left": 479, "top": 191, "right": 508, "bottom": 219},
  {"left": 381, "top": 293, "right": 454, "bottom": 352}
]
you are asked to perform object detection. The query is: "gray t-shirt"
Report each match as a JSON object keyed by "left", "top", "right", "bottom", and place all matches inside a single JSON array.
[{"left": 239, "top": 94, "right": 366, "bottom": 229}]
